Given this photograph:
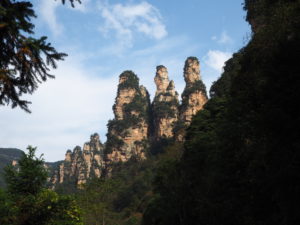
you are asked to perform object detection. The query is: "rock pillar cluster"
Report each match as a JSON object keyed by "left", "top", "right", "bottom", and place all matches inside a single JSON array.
[
  {"left": 51, "top": 57, "right": 208, "bottom": 188},
  {"left": 50, "top": 133, "right": 104, "bottom": 188}
]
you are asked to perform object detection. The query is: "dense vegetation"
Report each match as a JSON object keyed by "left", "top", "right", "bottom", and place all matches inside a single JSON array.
[
  {"left": 152, "top": 95, "right": 179, "bottom": 119},
  {"left": 0, "top": 146, "right": 82, "bottom": 225},
  {"left": 142, "top": 0, "right": 300, "bottom": 224},
  {"left": 75, "top": 143, "right": 183, "bottom": 225},
  {"left": 118, "top": 71, "right": 140, "bottom": 91},
  {"left": 0, "top": 148, "right": 23, "bottom": 187},
  {"left": 77, "top": 158, "right": 155, "bottom": 225}
]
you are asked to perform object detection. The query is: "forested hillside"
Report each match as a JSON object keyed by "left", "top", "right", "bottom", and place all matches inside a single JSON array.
[{"left": 142, "top": 0, "right": 300, "bottom": 224}]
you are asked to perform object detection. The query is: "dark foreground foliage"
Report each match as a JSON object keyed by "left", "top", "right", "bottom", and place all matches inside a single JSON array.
[{"left": 142, "top": 0, "right": 300, "bottom": 225}]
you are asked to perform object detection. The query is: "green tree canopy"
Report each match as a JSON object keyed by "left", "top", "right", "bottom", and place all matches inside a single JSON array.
[{"left": 0, "top": 146, "right": 83, "bottom": 225}]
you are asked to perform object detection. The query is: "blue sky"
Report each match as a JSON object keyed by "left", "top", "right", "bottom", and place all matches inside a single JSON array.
[{"left": 0, "top": 0, "right": 250, "bottom": 161}]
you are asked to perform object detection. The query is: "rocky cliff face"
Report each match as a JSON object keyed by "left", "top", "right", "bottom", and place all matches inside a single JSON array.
[
  {"left": 152, "top": 65, "right": 179, "bottom": 140},
  {"left": 51, "top": 57, "right": 208, "bottom": 188},
  {"left": 180, "top": 57, "right": 208, "bottom": 124},
  {"left": 50, "top": 133, "right": 105, "bottom": 188},
  {"left": 105, "top": 71, "right": 151, "bottom": 162},
  {"left": 175, "top": 57, "right": 208, "bottom": 141}
]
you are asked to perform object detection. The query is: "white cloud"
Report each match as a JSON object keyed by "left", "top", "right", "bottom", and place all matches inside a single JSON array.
[
  {"left": 204, "top": 50, "right": 232, "bottom": 72},
  {"left": 218, "top": 31, "right": 233, "bottom": 44},
  {"left": 98, "top": 1, "right": 167, "bottom": 52},
  {"left": 38, "top": 0, "right": 90, "bottom": 36},
  {"left": 211, "top": 31, "right": 233, "bottom": 45},
  {"left": 0, "top": 55, "right": 117, "bottom": 162},
  {"left": 39, "top": 0, "right": 63, "bottom": 36}
]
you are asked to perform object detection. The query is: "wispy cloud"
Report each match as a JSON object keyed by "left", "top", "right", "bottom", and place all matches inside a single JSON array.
[
  {"left": 39, "top": 0, "right": 63, "bottom": 36},
  {"left": 98, "top": 1, "right": 167, "bottom": 53},
  {"left": 204, "top": 50, "right": 232, "bottom": 72},
  {"left": 218, "top": 31, "right": 233, "bottom": 44},
  {"left": 38, "top": 0, "right": 90, "bottom": 36},
  {"left": 212, "top": 31, "right": 233, "bottom": 45}
]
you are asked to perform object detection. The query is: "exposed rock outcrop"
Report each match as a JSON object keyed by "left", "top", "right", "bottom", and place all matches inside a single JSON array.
[
  {"left": 180, "top": 57, "right": 208, "bottom": 124},
  {"left": 175, "top": 57, "right": 208, "bottom": 141},
  {"left": 51, "top": 133, "right": 105, "bottom": 188},
  {"left": 51, "top": 56, "right": 208, "bottom": 188},
  {"left": 152, "top": 66, "right": 179, "bottom": 140},
  {"left": 105, "top": 71, "right": 151, "bottom": 162}
]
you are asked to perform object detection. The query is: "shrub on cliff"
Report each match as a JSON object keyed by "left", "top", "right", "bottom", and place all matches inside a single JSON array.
[{"left": 118, "top": 71, "right": 140, "bottom": 91}]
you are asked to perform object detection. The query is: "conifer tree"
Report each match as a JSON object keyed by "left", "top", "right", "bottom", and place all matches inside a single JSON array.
[{"left": 0, "top": 0, "right": 80, "bottom": 112}]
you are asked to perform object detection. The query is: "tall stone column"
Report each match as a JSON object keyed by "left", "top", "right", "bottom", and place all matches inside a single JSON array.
[
  {"left": 152, "top": 65, "right": 179, "bottom": 140},
  {"left": 176, "top": 57, "right": 208, "bottom": 141}
]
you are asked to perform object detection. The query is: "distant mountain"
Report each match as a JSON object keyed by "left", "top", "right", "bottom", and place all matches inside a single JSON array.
[{"left": 0, "top": 148, "right": 24, "bottom": 187}]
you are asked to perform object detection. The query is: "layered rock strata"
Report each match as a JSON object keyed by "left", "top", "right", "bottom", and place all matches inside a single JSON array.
[
  {"left": 51, "top": 133, "right": 105, "bottom": 188},
  {"left": 152, "top": 65, "right": 179, "bottom": 140},
  {"left": 105, "top": 71, "right": 151, "bottom": 162}
]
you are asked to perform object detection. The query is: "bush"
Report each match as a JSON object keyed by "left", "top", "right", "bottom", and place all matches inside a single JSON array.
[{"left": 118, "top": 71, "right": 140, "bottom": 91}]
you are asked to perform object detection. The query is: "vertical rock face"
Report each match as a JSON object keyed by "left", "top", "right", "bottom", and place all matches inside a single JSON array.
[
  {"left": 175, "top": 57, "right": 208, "bottom": 141},
  {"left": 51, "top": 133, "right": 105, "bottom": 188},
  {"left": 50, "top": 57, "right": 209, "bottom": 189},
  {"left": 184, "top": 57, "right": 201, "bottom": 84},
  {"left": 152, "top": 66, "right": 179, "bottom": 139},
  {"left": 106, "top": 71, "right": 151, "bottom": 162},
  {"left": 180, "top": 57, "right": 208, "bottom": 124},
  {"left": 154, "top": 65, "right": 170, "bottom": 93}
]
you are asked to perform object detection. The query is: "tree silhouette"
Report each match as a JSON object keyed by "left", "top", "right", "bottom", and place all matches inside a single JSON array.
[{"left": 0, "top": 0, "right": 81, "bottom": 112}]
